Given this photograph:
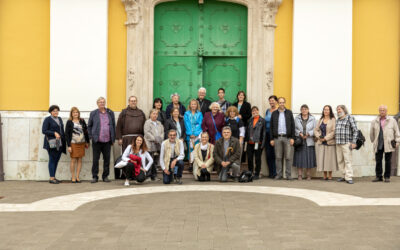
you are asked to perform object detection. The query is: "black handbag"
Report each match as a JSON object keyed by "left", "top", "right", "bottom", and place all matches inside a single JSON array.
[{"left": 294, "top": 136, "right": 303, "bottom": 148}]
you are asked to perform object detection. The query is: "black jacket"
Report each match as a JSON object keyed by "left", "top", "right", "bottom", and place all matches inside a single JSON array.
[
  {"left": 233, "top": 101, "right": 252, "bottom": 126},
  {"left": 65, "top": 119, "right": 90, "bottom": 147},
  {"left": 164, "top": 118, "right": 186, "bottom": 140},
  {"left": 245, "top": 116, "right": 266, "bottom": 148},
  {"left": 157, "top": 110, "right": 167, "bottom": 126},
  {"left": 270, "top": 109, "right": 295, "bottom": 139},
  {"left": 197, "top": 98, "right": 212, "bottom": 115},
  {"left": 42, "top": 116, "right": 66, "bottom": 153}
]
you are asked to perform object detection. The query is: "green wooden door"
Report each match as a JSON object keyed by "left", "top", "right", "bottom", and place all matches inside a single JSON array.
[{"left": 154, "top": 0, "right": 247, "bottom": 107}]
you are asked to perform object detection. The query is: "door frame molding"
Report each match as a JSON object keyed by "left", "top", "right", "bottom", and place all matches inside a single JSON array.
[{"left": 122, "top": 0, "right": 282, "bottom": 115}]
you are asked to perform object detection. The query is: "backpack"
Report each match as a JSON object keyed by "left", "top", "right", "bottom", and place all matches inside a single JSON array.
[
  {"left": 355, "top": 130, "right": 365, "bottom": 150},
  {"left": 238, "top": 171, "right": 253, "bottom": 183}
]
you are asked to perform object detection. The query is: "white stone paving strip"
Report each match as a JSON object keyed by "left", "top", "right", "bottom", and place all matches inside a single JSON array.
[{"left": 1, "top": 185, "right": 400, "bottom": 212}]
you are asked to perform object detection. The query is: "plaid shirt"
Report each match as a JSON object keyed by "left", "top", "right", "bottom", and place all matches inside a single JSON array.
[{"left": 335, "top": 115, "right": 358, "bottom": 145}]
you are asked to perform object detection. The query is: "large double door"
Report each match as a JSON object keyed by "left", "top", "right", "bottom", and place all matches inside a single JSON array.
[{"left": 154, "top": 0, "right": 247, "bottom": 107}]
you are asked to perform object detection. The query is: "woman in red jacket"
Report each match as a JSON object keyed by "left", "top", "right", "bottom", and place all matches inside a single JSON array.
[{"left": 201, "top": 102, "right": 225, "bottom": 144}]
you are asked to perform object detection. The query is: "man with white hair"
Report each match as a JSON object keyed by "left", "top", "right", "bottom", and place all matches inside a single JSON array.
[
  {"left": 197, "top": 87, "right": 212, "bottom": 115},
  {"left": 335, "top": 105, "right": 358, "bottom": 184},
  {"left": 370, "top": 105, "right": 400, "bottom": 183},
  {"left": 88, "top": 97, "right": 116, "bottom": 183}
]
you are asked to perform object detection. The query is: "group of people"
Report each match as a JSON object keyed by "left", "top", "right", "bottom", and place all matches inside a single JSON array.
[{"left": 42, "top": 87, "right": 400, "bottom": 185}]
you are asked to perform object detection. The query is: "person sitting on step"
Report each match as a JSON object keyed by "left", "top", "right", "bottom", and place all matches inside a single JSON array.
[{"left": 159, "top": 129, "right": 185, "bottom": 184}]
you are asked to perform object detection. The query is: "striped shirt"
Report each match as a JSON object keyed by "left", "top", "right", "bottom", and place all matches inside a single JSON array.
[{"left": 335, "top": 115, "right": 358, "bottom": 145}]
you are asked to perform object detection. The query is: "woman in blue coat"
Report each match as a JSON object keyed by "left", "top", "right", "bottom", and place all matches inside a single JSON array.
[
  {"left": 184, "top": 99, "right": 203, "bottom": 163},
  {"left": 42, "top": 105, "right": 67, "bottom": 184}
]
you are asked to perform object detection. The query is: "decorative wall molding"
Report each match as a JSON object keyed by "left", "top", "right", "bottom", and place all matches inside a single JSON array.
[{"left": 121, "top": 0, "right": 282, "bottom": 115}]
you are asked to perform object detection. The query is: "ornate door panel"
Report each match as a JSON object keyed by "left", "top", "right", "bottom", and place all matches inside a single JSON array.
[
  {"left": 203, "top": 57, "right": 247, "bottom": 103},
  {"left": 154, "top": 0, "right": 247, "bottom": 107}
]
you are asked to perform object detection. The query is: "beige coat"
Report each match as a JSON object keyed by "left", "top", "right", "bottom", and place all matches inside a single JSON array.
[
  {"left": 144, "top": 119, "right": 164, "bottom": 152},
  {"left": 314, "top": 118, "right": 336, "bottom": 145},
  {"left": 370, "top": 116, "right": 400, "bottom": 153},
  {"left": 194, "top": 143, "right": 214, "bottom": 178}
]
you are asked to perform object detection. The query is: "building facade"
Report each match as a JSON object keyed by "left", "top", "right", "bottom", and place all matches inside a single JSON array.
[{"left": 0, "top": 0, "right": 399, "bottom": 180}]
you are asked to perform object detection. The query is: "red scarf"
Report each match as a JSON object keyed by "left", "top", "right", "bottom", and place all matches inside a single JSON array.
[{"left": 129, "top": 154, "right": 142, "bottom": 176}]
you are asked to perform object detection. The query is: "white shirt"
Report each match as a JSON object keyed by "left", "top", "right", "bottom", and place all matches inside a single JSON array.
[{"left": 121, "top": 145, "right": 153, "bottom": 171}]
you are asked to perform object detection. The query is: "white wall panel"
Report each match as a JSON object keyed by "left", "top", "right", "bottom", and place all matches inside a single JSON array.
[
  {"left": 50, "top": 0, "right": 108, "bottom": 111},
  {"left": 292, "top": 0, "right": 352, "bottom": 114}
]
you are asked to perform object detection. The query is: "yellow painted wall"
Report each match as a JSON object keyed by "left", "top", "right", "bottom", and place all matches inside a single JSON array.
[
  {"left": 0, "top": 0, "right": 50, "bottom": 111},
  {"left": 107, "top": 0, "right": 127, "bottom": 112},
  {"left": 274, "top": 0, "right": 293, "bottom": 108},
  {"left": 353, "top": 0, "right": 400, "bottom": 115}
]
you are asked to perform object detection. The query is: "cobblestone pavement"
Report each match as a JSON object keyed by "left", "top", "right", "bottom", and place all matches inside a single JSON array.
[{"left": 0, "top": 177, "right": 400, "bottom": 249}]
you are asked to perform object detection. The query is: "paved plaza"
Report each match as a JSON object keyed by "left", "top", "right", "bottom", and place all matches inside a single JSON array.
[{"left": 0, "top": 177, "right": 400, "bottom": 250}]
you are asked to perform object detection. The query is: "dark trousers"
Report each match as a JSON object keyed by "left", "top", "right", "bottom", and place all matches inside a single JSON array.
[
  {"left": 198, "top": 169, "right": 211, "bottom": 182},
  {"left": 123, "top": 162, "right": 146, "bottom": 182},
  {"left": 149, "top": 152, "right": 159, "bottom": 180},
  {"left": 375, "top": 149, "right": 392, "bottom": 179},
  {"left": 163, "top": 159, "right": 184, "bottom": 184},
  {"left": 48, "top": 149, "right": 62, "bottom": 178},
  {"left": 265, "top": 133, "right": 276, "bottom": 177},
  {"left": 247, "top": 143, "right": 262, "bottom": 176},
  {"left": 92, "top": 142, "right": 111, "bottom": 179}
]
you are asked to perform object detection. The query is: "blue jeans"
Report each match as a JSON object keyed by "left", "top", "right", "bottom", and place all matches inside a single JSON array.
[
  {"left": 48, "top": 149, "right": 62, "bottom": 178},
  {"left": 163, "top": 160, "right": 184, "bottom": 184},
  {"left": 265, "top": 133, "right": 276, "bottom": 177}
]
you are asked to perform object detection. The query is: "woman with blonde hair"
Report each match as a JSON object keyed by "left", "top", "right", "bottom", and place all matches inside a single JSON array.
[
  {"left": 65, "top": 107, "right": 90, "bottom": 183},
  {"left": 184, "top": 99, "right": 203, "bottom": 165}
]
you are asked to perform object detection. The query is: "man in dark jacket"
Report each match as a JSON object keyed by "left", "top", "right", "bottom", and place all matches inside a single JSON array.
[
  {"left": 116, "top": 96, "right": 146, "bottom": 151},
  {"left": 213, "top": 126, "right": 241, "bottom": 182},
  {"left": 270, "top": 97, "right": 295, "bottom": 180},
  {"left": 197, "top": 87, "right": 212, "bottom": 115},
  {"left": 88, "top": 97, "right": 116, "bottom": 183}
]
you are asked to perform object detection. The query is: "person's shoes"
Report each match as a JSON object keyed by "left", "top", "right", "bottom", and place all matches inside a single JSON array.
[
  {"left": 274, "top": 176, "right": 283, "bottom": 180},
  {"left": 337, "top": 178, "right": 346, "bottom": 182},
  {"left": 384, "top": 179, "right": 390, "bottom": 183},
  {"left": 286, "top": 177, "right": 293, "bottom": 181},
  {"left": 298, "top": 176, "right": 303, "bottom": 181},
  {"left": 253, "top": 175, "right": 259, "bottom": 180},
  {"left": 55, "top": 179, "right": 62, "bottom": 183},
  {"left": 177, "top": 177, "right": 183, "bottom": 185},
  {"left": 103, "top": 177, "right": 111, "bottom": 182},
  {"left": 306, "top": 176, "right": 311, "bottom": 181},
  {"left": 151, "top": 177, "right": 161, "bottom": 182},
  {"left": 188, "top": 166, "right": 193, "bottom": 172},
  {"left": 372, "top": 177, "right": 383, "bottom": 182},
  {"left": 144, "top": 178, "right": 152, "bottom": 183},
  {"left": 346, "top": 180, "right": 354, "bottom": 184},
  {"left": 76, "top": 178, "right": 81, "bottom": 183},
  {"left": 71, "top": 179, "right": 76, "bottom": 184},
  {"left": 124, "top": 180, "right": 130, "bottom": 186},
  {"left": 49, "top": 179, "right": 59, "bottom": 184},
  {"left": 174, "top": 174, "right": 178, "bottom": 183},
  {"left": 91, "top": 178, "right": 98, "bottom": 183}
]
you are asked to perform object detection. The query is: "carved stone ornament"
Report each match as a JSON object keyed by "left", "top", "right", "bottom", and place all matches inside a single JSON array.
[
  {"left": 122, "top": 0, "right": 142, "bottom": 27},
  {"left": 265, "top": 71, "right": 273, "bottom": 90},
  {"left": 127, "top": 68, "right": 135, "bottom": 91},
  {"left": 262, "top": 0, "right": 282, "bottom": 28}
]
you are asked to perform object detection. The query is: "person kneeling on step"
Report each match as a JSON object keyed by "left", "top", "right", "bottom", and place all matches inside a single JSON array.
[
  {"left": 213, "top": 126, "right": 241, "bottom": 182},
  {"left": 160, "top": 129, "right": 185, "bottom": 184},
  {"left": 121, "top": 136, "right": 153, "bottom": 186},
  {"left": 193, "top": 132, "right": 214, "bottom": 181}
]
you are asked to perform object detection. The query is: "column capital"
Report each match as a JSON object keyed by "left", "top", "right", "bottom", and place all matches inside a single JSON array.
[
  {"left": 122, "top": 0, "right": 142, "bottom": 27},
  {"left": 262, "top": 0, "right": 282, "bottom": 28}
]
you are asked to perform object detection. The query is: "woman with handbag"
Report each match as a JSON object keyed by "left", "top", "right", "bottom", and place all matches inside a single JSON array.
[
  {"left": 314, "top": 105, "right": 337, "bottom": 180},
  {"left": 42, "top": 105, "right": 66, "bottom": 184},
  {"left": 65, "top": 107, "right": 90, "bottom": 183},
  {"left": 121, "top": 136, "right": 153, "bottom": 186},
  {"left": 293, "top": 104, "right": 317, "bottom": 180},
  {"left": 201, "top": 102, "right": 225, "bottom": 144}
]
